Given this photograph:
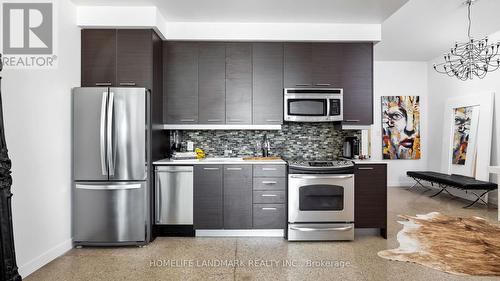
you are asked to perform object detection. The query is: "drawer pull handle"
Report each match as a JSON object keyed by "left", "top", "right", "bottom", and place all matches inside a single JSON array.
[
  {"left": 95, "top": 82, "right": 112, "bottom": 86},
  {"left": 226, "top": 167, "right": 243, "bottom": 171},
  {"left": 262, "top": 181, "right": 277, "bottom": 184},
  {"left": 180, "top": 119, "right": 195, "bottom": 122},
  {"left": 119, "top": 82, "right": 136, "bottom": 86},
  {"left": 358, "top": 167, "right": 374, "bottom": 170},
  {"left": 262, "top": 168, "right": 277, "bottom": 171},
  {"left": 207, "top": 119, "right": 222, "bottom": 122},
  {"left": 262, "top": 207, "right": 277, "bottom": 211},
  {"left": 315, "top": 83, "right": 331, "bottom": 86},
  {"left": 295, "top": 84, "right": 311, "bottom": 87},
  {"left": 344, "top": 119, "right": 360, "bottom": 122},
  {"left": 203, "top": 167, "right": 220, "bottom": 170},
  {"left": 290, "top": 226, "right": 353, "bottom": 232},
  {"left": 261, "top": 194, "right": 277, "bottom": 197},
  {"left": 265, "top": 119, "right": 281, "bottom": 122}
]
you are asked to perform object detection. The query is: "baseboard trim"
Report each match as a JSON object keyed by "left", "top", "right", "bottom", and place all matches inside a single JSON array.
[
  {"left": 196, "top": 229, "right": 284, "bottom": 237},
  {"left": 18, "top": 238, "right": 73, "bottom": 278}
]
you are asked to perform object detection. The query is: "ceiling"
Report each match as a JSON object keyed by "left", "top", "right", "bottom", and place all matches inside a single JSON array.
[
  {"left": 71, "top": 0, "right": 408, "bottom": 24},
  {"left": 375, "top": 0, "right": 500, "bottom": 61}
]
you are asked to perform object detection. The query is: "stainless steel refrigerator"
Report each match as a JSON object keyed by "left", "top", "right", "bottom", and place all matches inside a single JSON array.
[{"left": 72, "top": 87, "right": 150, "bottom": 246}]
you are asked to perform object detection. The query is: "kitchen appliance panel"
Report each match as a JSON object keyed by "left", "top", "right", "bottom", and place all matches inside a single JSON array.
[
  {"left": 288, "top": 174, "right": 354, "bottom": 223},
  {"left": 73, "top": 87, "right": 110, "bottom": 181},
  {"left": 108, "top": 88, "right": 147, "bottom": 181},
  {"left": 74, "top": 181, "right": 146, "bottom": 244},
  {"left": 284, "top": 88, "right": 343, "bottom": 122},
  {"left": 155, "top": 166, "right": 193, "bottom": 225},
  {"left": 287, "top": 223, "right": 354, "bottom": 241}
]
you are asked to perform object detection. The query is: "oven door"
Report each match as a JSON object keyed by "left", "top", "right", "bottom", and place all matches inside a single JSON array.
[
  {"left": 288, "top": 174, "right": 354, "bottom": 223},
  {"left": 284, "top": 97, "right": 328, "bottom": 122}
]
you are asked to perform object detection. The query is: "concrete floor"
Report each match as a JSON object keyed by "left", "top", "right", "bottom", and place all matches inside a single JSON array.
[{"left": 26, "top": 187, "right": 499, "bottom": 281}]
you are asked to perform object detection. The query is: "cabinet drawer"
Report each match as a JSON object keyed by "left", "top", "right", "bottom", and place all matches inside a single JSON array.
[
  {"left": 253, "top": 191, "right": 285, "bottom": 204},
  {"left": 253, "top": 177, "right": 286, "bottom": 191},
  {"left": 253, "top": 165, "right": 286, "bottom": 177},
  {"left": 253, "top": 204, "right": 286, "bottom": 229}
]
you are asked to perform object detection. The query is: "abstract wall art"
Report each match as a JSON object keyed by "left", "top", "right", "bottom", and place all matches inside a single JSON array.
[
  {"left": 452, "top": 106, "right": 475, "bottom": 165},
  {"left": 382, "top": 96, "right": 421, "bottom": 160}
]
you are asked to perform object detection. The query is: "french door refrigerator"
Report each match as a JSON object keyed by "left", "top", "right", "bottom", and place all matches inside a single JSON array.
[{"left": 73, "top": 87, "right": 150, "bottom": 246}]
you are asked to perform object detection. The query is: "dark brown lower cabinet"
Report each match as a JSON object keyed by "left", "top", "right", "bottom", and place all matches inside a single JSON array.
[
  {"left": 223, "top": 165, "right": 253, "bottom": 229},
  {"left": 253, "top": 204, "right": 286, "bottom": 229},
  {"left": 193, "top": 165, "right": 223, "bottom": 229},
  {"left": 193, "top": 164, "right": 287, "bottom": 230},
  {"left": 354, "top": 164, "right": 387, "bottom": 238}
]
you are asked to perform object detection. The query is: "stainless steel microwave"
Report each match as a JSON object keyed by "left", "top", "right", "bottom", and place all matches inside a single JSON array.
[{"left": 284, "top": 88, "right": 343, "bottom": 122}]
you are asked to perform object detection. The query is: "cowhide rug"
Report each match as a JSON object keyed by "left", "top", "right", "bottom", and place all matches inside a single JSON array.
[{"left": 378, "top": 212, "right": 500, "bottom": 276}]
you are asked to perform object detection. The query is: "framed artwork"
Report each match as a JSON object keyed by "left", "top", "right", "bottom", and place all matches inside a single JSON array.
[
  {"left": 441, "top": 93, "right": 493, "bottom": 179},
  {"left": 381, "top": 96, "right": 421, "bottom": 160}
]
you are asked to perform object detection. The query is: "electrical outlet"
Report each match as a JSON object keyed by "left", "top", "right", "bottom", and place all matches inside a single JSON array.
[{"left": 187, "top": 141, "right": 194, "bottom": 151}]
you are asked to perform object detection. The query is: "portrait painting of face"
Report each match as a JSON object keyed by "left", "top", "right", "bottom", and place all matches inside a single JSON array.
[
  {"left": 382, "top": 96, "right": 421, "bottom": 160},
  {"left": 452, "top": 106, "right": 473, "bottom": 165}
]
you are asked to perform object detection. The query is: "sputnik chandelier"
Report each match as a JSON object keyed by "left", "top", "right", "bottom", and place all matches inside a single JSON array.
[{"left": 433, "top": 0, "right": 500, "bottom": 80}]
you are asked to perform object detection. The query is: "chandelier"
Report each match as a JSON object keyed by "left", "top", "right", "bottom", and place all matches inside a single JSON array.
[{"left": 433, "top": 0, "right": 500, "bottom": 80}]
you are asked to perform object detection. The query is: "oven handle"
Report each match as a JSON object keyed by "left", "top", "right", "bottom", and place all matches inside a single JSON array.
[
  {"left": 290, "top": 225, "right": 353, "bottom": 232},
  {"left": 289, "top": 175, "right": 353, "bottom": 179}
]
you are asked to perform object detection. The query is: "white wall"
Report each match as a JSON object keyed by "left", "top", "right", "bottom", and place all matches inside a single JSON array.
[
  {"left": 427, "top": 30, "right": 500, "bottom": 206},
  {"left": 372, "top": 61, "right": 428, "bottom": 186},
  {"left": 2, "top": 0, "right": 80, "bottom": 277}
]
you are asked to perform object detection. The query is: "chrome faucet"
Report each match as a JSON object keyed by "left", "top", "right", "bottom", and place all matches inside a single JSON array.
[{"left": 261, "top": 133, "right": 270, "bottom": 157}]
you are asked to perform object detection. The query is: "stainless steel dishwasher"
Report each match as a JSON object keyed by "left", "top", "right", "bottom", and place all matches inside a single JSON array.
[{"left": 155, "top": 166, "right": 193, "bottom": 225}]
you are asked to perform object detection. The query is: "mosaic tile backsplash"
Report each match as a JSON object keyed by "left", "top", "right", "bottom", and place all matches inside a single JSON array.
[{"left": 176, "top": 123, "right": 357, "bottom": 160}]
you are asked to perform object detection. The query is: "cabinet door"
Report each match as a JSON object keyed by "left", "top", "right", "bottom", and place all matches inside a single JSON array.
[
  {"left": 342, "top": 43, "right": 374, "bottom": 125},
  {"left": 312, "top": 43, "right": 343, "bottom": 87},
  {"left": 164, "top": 42, "right": 199, "bottom": 124},
  {"left": 225, "top": 43, "right": 252, "bottom": 124},
  {"left": 354, "top": 164, "right": 387, "bottom": 229},
  {"left": 116, "top": 29, "right": 153, "bottom": 88},
  {"left": 252, "top": 43, "right": 284, "bottom": 125},
  {"left": 193, "top": 165, "right": 223, "bottom": 229},
  {"left": 284, "top": 43, "right": 312, "bottom": 88},
  {"left": 198, "top": 43, "right": 226, "bottom": 124},
  {"left": 223, "top": 165, "right": 253, "bottom": 229},
  {"left": 81, "top": 29, "right": 116, "bottom": 87}
]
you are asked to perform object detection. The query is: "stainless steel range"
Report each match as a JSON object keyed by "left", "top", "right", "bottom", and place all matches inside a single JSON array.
[{"left": 287, "top": 160, "right": 355, "bottom": 241}]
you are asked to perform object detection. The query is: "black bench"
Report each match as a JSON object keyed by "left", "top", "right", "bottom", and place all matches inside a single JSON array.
[{"left": 406, "top": 171, "right": 498, "bottom": 208}]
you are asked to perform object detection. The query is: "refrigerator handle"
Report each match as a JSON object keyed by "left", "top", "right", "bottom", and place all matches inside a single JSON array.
[
  {"left": 100, "top": 92, "right": 108, "bottom": 176},
  {"left": 107, "top": 91, "right": 115, "bottom": 176}
]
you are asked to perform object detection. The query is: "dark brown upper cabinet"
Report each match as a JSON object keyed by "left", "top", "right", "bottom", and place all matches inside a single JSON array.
[
  {"left": 341, "top": 43, "right": 373, "bottom": 125},
  {"left": 198, "top": 43, "right": 226, "bottom": 124},
  {"left": 82, "top": 29, "right": 117, "bottom": 87},
  {"left": 284, "top": 43, "right": 343, "bottom": 88},
  {"left": 164, "top": 42, "right": 199, "bottom": 124},
  {"left": 311, "top": 43, "right": 343, "bottom": 87},
  {"left": 225, "top": 43, "right": 253, "bottom": 124},
  {"left": 252, "top": 43, "right": 284, "bottom": 125},
  {"left": 284, "top": 43, "right": 312, "bottom": 88},
  {"left": 116, "top": 30, "right": 153, "bottom": 88},
  {"left": 82, "top": 29, "right": 155, "bottom": 88}
]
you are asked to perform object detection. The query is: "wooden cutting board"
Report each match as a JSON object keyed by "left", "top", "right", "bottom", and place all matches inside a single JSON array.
[{"left": 242, "top": 156, "right": 282, "bottom": 161}]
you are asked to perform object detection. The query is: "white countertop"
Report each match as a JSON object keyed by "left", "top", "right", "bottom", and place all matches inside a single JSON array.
[
  {"left": 340, "top": 158, "right": 387, "bottom": 165},
  {"left": 153, "top": 157, "right": 287, "bottom": 165},
  {"left": 353, "top": 160, "right": 388, "bottom": 165},
  {"left": 488, "top": 166, "right": 500, "bottom": 174}
]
